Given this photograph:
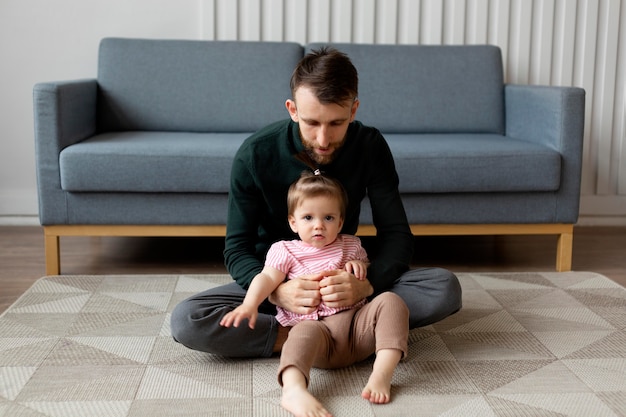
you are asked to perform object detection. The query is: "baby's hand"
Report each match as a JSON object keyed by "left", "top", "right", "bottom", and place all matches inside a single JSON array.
[
  {"left": 345, "top": 260, "right": 368, "bottom": 280},
  {"left": 220, "top": 304, "right": 258, "bottom": 329}
]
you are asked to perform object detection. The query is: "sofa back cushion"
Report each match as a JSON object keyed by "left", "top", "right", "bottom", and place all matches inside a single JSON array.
[
  {"left": 307, "top": 43, "right": 504, "bottom": 134},
  {"left": 97, "top": 38, "right": 303, "bottom": 132}
]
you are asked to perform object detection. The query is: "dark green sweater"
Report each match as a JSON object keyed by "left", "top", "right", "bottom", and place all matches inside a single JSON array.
[{"left": 224, "top": 119, "right": 413, "bottom": 294}]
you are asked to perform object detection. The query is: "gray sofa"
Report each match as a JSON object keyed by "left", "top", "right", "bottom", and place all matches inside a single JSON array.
[{"left": 33, "top": 38, "right": 585, "bottom": 275}]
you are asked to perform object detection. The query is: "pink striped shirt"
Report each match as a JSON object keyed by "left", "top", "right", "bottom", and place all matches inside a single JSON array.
[{"left": 265, "top": 234, "right": 369, "bottom": 327}]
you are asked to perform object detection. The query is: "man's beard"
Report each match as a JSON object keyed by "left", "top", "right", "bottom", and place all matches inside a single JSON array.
[
  {"left": 305, "top": 147, "right": 334, "bottom": 165},
  {"left": 301, "top": 131, "right": 346, "bottom": 165}
]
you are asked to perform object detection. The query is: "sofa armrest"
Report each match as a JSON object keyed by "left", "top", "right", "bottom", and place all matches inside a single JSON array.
[
  {"left": 505, "top": 84, "right": 585, "bottom": 150},
  {"left": 33, "top": 79, "right": 98, "bottom": 224},
  {"left": 34, "top": 79, "right": 98, "bottom": 150},
  {"left": 505, "top": 84, "right": 586, "bottom": 222}
]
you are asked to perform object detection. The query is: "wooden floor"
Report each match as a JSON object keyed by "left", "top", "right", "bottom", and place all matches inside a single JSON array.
[{"left": 1, "top": 225, "right": 625, "bottom": 314}]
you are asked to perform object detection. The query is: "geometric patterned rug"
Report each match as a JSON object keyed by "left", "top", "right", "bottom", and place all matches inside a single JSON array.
[{"left": 1, "top": 272, "right": 625, "bottom": 417}]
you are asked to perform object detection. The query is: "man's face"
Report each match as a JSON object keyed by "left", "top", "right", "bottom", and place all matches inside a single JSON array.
[{"left": 286, "top": 87, "right": 359, "bottom": 165}]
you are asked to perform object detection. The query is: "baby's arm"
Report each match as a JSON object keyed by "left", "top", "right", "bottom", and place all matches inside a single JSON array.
[
  {"left": 220, "top": 265, "right": 286, "bottom": 329},
  {"left": 344, "top": 260, "right": 369, "bottom": 280}
]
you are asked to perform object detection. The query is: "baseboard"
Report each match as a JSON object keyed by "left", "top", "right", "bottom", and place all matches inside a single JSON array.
[
  {"left": 576, "top": 215, "right": 626, "bottom": 226},
  {"left": 0, "top": 215, "right": 40, "bottom": 226},
  {"left": 0, "top": 189, "right": 38, "bottom": 222},
  {"left": 580, "top": 195, "right": 626, "bottom": 218}
]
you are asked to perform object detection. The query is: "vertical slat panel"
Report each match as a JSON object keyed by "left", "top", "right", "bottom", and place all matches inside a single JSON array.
[
  {"left": 262, "top": 0, "right": 284, "bottom": 41},
  {"left": 200, "top": 0, "right": 216, "bottom": 40},
  {"left": 240, "top": 0, "right": 261, "bottom": 40},
  {"left": 376, "top": 0, "right": 398, "bottom": 44},
  {"left": 620, "top": 87, "right": 626, "bottom": 195},
  {"left": 530, "top": 0, "right": 555, "bottom": 86},
  {"left": 617, "top": 2, "right": 626, "bottom": 196},
  {"left": 551, "top": 0, "right": 577, "bottom": 86},
  {"left": 353, "top": 0, "right": 376, "bottom": 43},
  {"left": 398, "top": 0, "right": 421, "bottom": 44},
  {"left": 466, "top": 0, "right": 489, "bottom": 44},
  {"left": 575, "top": 0, "right": 600, "bottom": 195},
  {"left": 284, "top": 0, "right": 308, "bottom": 44},
  {"left": 508, "top": 0, "right": 533, "bottom": 84},
  {"left": 330, "top": 0, "right": 353, "bottom": 42},
  {"left": 487, "top": 0, "right": 511, "bottom": 78},
  {"left": 215, "top": 0, "right": 238, "bottom": 40},
  {"left": 309, "top": 0, "right": 331, "bottom": 42},
  {"left": 444, "top": 0, "right": 466, "bottom": 45},
  {"left": 421, "top": 0, "right": 444, "bottom": 44},
  {"left": 594, "top": 0, "right": 620, "bottom": 194}
]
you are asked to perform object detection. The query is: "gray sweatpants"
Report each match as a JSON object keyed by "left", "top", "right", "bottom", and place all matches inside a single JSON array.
[{"left": 170, "top": 267, "right": 461, "bottom": 358}]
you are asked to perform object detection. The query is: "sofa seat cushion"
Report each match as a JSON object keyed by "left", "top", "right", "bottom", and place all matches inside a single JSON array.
[
  {"left": 60, "top": 131, "right": 562, "bottom": 195},
  {"left": 60, "top": 131, "right": 249, "bottom": 192},
  {"left": 386, "top": 134, "right": 562, "bottom": 193}
]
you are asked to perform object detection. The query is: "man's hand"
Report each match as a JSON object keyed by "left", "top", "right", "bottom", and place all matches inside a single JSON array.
[
  {"left": 318, "top": 269, "right": 374, "bottom": 308},
  {"left": 268, "top": 274, "right": 322, "bottom": 315}
]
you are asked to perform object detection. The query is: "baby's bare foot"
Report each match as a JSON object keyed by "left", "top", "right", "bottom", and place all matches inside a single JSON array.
[
  {"left": 282, "top": 385, "right": 332, "bottom": 417},
  {"left": 361, "top": 370, "right": 392, "bottom": 404},
  {"left": 362, "top": 348, "right": 401, "bottom": 404}
]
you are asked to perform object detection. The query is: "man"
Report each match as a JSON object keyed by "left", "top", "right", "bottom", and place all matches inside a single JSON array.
[{"left": 171, "top": 47, "right": 462, "bottom": 357}]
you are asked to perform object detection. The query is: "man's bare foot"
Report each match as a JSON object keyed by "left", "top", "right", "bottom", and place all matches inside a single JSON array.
[{"left": 282, "top": 384, "right": 332, "bottom": 417}]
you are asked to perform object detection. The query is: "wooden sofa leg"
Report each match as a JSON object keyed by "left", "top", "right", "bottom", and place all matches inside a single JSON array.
[
  {"left": 44, "top": 231, "right": 61, "bottom": 276},
  {"left": 556, "top": 227, "right": 573, "bottom": 272}
]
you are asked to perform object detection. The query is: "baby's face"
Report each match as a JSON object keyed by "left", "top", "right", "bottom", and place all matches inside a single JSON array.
[{"left": 288, "top": 195, "right": 343, "bottom": 248}]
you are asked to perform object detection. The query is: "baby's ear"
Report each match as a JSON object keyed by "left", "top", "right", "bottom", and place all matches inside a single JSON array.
[{"left": 288, "top": 216, "right": 298, "bottom": 233}]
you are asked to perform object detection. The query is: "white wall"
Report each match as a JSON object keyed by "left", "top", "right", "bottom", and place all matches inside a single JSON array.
[
  {"left": 0, "top": 0, "right": 202, "bottom": 224},
  {"left": 1, "top": 0, "right": 624, "bottom": 225}
]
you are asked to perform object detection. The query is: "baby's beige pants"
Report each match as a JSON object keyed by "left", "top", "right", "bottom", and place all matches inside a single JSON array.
[{"left": 277, "top": 291, "right": 409, "bottom": 386}]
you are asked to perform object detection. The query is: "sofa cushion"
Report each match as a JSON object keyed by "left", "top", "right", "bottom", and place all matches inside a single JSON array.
[
  {"left": 61, "top": 131, "right": 561, "bottom": 195},
  {"left": 60, "top": 132, "right": 248, "bottom": 193},
  {"left": 386, "top": 134, "right": 561, "bottom": 193},
  {"left": 97, "top": 38, "right": 303, "bottom": 132},
  {"left": 306, "top": 43, "right": 504, "bottom": 134}
]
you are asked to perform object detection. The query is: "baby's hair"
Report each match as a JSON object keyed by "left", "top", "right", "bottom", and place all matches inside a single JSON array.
[{"left": 287, "top": 171, "right": 348, "bottom": 219}]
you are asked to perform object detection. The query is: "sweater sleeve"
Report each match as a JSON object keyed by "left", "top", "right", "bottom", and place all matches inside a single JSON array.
[
  {"left": 364, "top": 133, "right": 413, "bottom": 293},
  {"left": 223, "top": 148, "right": 265, "bottom": 289}
]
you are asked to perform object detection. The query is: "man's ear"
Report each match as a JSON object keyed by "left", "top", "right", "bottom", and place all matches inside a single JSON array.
[
  {"left": 285, "top": 99, "right": 298, "bottom": 122},
  {"left": 349, "top": 98, "right": 360, "bottom": 122}
]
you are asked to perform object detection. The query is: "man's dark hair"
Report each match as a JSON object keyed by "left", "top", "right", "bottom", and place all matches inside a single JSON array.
[{"left": 290, "top": 46, "right": 358, "bottom": 105}]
